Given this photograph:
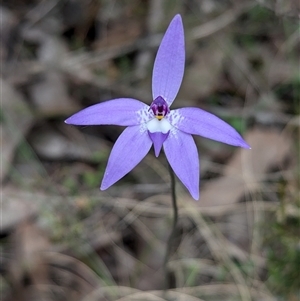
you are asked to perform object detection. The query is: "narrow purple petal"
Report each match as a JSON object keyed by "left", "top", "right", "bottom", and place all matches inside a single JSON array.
[
  {"left": 152, "top": 14, "right": 185, "bottom": 107},
  {"left": 101, "top": 125, "right": 152, "bottom": 190},
  {"left": 163, "top": 129, "right": 199, "bottom": 200},
  {"left": 148, "top": 131, "right": 169, "bottom": 157},
  {"left": 65, "top": 98, "right": 151, "bottom": 126},
  {"left": 167, "top": 108, "right": 250, "bottom": 148}
]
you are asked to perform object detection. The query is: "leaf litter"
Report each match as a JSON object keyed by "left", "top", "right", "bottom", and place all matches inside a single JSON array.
[{"left": 1, "top": 1, "right": 299, "bottom": 300}]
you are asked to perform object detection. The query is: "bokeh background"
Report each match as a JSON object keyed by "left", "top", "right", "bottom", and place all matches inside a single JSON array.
[{"left": 1, "top": 0, "right": 299, "bottom": 300}]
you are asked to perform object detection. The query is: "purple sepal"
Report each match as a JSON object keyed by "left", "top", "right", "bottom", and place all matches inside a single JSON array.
[
  {"left": 152, "top": 14, "right": 185, "bottom": 106},
  {"left": 163, "top": 129, "right": 200, "bottom": 200},
  {"left": 148, "top": 131, "right": 169, "bottom": 157},
  {"left": 65, "top": 98, "right": 150, "bottom": 126},
  {"left": 100, "top": 125, "right": 152, "bottom": 190},
  {"left": 168, "top": 108, "right": 251, "bottom": 149}
]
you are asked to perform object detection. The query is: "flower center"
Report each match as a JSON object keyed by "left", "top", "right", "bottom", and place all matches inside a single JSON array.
[
  {"left": 149, "top": 96, "right": 170, "bottom": 120},
  {"left": 147, "top": 118, "right": 172, "bottom": 134}
]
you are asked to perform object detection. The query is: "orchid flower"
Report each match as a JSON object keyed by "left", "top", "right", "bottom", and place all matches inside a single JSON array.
[{"left": 65, "top": 14, "right": 250, "bottom": 200}]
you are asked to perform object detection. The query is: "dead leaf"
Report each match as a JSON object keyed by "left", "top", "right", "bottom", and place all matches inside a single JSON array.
[
  {"left": 0, "top": 79, "right": 34, "bottom": 182},
  {"left": 8, "top": 219, "right": 50, "bottom": 301},
  {"left": 178, "top": 38, "right": 225, "bottom": 101},
  {"left": 30, "top": 126, "right": 109, "bottom": 161},
  {"left": 29, "top": 33, "right": 80, "bottom": 116},
  {"left": 197, "top": 127, "right": 292, "bottom": 208},
  {"left": 1, "top": 186, "right": 39, "bottom": 232},
  {"left": 0, "top": 6, "right": 18, "bottom": 61}
]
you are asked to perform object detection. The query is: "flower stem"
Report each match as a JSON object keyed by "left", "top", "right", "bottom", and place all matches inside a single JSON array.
[{"left": 163, "top": 163, "right": 178, "bottom": 292}]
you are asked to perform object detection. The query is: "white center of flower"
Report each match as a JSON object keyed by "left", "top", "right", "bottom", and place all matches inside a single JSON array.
[{"left": 147, "top": 118, "right": 172, "bottom": 134}]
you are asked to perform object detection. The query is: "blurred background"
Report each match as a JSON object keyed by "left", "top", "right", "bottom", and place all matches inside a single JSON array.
[{"left": 1, "top": 0, "right": 299, "bottom": 300}]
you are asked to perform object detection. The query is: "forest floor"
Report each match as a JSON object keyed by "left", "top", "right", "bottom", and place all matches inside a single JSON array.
[{"left": 1, "top": 1, "right": 299, "bottom": 300}]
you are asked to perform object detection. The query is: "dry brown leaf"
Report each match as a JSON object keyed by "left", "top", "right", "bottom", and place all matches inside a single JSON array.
[
  {"left": 30, "top": 126, "right": 109, "bottom": 161},
  {"left": 0, "top": 6, "right": 18, "bottom": 60},
  {"left": 31, "top": 34, "right": 79, "bottom": 115},
  {"left": 178, "top": 38, "right": 225, "bottom": 101},
  {"left": 224, "top": 44, "right": 261, "bottom": 94},
  {"left": 30, "top": 71, "right": 79, "bottom": 117},
  {"left": 1, "top": 79, "right": 34, "bottom": 182},
  {"left": 8, "top": 219, "right": 50, "bottom": 301},
  {"left": 1, "top": 186, "right": 40, "bottom": 232},
  {"left": 198, "top": 127, "right": 292, "bottom": 208},
  {"left": 95, "top": 19, "right": 142, "bottom": 49}
]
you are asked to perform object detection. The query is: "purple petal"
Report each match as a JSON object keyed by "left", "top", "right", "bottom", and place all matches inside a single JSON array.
[
  {"left": 148, "top": 131, "right": 169, "bottom": 157},
  {"left": 152, "top": 14, "right": 185, "bottom": 107},
  {"left": 163, "top": 130, "right": 199, "bottom": 200},
  {"left": 101, "top": 125, "right": 152, "bottom": 190},
  {"left": 65, "top": 98, "right": 151, "bottom": 126},
  {"left": 167, "top": 108, "right": 251, "bottom": 148}
]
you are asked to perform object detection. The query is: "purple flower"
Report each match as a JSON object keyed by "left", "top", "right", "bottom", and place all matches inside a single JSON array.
[{"left": 65, "top": 14, "right": 250, "bottom": 200}]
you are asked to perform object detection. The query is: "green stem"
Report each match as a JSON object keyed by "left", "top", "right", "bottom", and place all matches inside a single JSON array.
[{"left": 163, "top": 163, "right": 178, "bottom": 292}]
